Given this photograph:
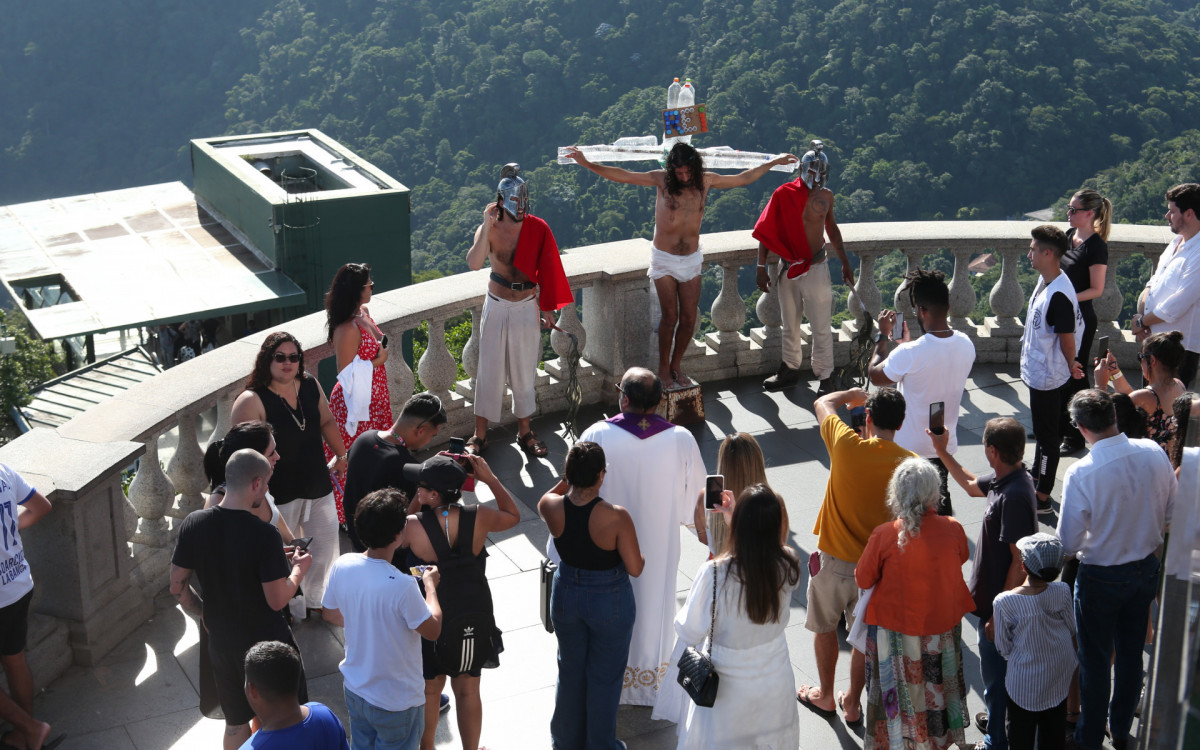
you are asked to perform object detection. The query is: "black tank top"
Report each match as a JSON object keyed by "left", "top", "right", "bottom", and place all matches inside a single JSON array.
[
  {"left": 553, "top": 496, "right": 622, "bottom": 570},
  {"left": 254, "top": 376, "right": 332, "bottom": 504}
]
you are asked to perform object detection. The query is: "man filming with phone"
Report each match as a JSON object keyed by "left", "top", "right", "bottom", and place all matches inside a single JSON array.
[
  {"left": 869, "top": 268, "right": 976, "bottom": 515},
  {"left": 797, "top": 386, "right": 912, "bottom": 723}
]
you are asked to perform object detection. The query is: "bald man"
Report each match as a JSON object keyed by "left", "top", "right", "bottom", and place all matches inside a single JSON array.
[{"left": 171, "top": 449, "right": 314, "bottom": 750}]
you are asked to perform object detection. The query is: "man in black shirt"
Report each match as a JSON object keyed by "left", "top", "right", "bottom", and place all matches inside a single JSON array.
[
  {"left": 170, "top": 449, "right": 312, "bottom": 750},
  {"left": 343, "top": 393, "right": 447, "bottom": 551}
]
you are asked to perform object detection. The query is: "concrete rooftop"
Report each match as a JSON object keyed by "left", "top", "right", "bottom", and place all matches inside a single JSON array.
[{"left": 27, "top": 364, "right": 1141, "bottom": 749}]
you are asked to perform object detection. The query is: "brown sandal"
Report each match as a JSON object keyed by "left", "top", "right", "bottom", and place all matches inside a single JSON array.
[
  {"left": 517, "top": 431, "right": 548, "bottom": 458},
  {"left": 465, "top": 435, "right": 488, "bottom": 455}
]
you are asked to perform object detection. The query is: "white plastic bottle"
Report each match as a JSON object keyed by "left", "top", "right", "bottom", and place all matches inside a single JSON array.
[
  {"left": 680, "top": 78, "right": 696, "bottom": 107},
  {"left": 679, "top": 79, "right": 696, "bottom": 142},
  {"left": 667, "top": 77, "right": 682, "bottom": 108}
]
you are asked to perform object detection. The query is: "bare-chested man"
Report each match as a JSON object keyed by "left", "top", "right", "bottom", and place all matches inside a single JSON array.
[
  {"left": 753, "top": 140, "right": 854, "bottom": 394},
  {"left": 465, "top": 163, "right": 573, "bottom": 459},
  {"left": 566, "top": 142, "right": 797, "bottom": 389}
]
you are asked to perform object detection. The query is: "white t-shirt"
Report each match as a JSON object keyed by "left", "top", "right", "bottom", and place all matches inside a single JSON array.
[
  {"left": 0, "top": 464, "right": 36, "bottom": 609},
  {"left": 323, "top": 553, "right": 431, "bottom": 712},
  {"left": 882, "top": 331, "right": 976, "bottom": 457}
]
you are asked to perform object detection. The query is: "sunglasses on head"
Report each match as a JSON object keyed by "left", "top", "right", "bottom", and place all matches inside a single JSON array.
[{"left": 272, "top": 352, "right": 301, "bottom": 364}]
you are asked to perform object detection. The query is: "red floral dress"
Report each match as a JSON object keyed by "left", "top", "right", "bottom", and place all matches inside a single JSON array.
[{"left": 326, "top": 314, "right": 393, "bottom": 521}]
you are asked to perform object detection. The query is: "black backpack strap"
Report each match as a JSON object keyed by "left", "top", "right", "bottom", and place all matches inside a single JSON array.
[
  {"left": 456, "top": 505, "right": 478, "bottom": 556},
  {"left": 419, "top": 507, "right": 456, "bottom": 560}
]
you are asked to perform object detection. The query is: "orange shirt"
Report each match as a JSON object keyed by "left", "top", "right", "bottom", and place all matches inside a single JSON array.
[
  {"left": 813, "top": 415, "right": 914, "bottom": 563},
  {"left": 855, "top": 511, "right": 976, "bottom": 636}
]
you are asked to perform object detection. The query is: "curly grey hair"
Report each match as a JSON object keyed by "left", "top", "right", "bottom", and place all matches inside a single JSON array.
[{"left": 886, "top": 457, "right": 941, "bottom": 548}]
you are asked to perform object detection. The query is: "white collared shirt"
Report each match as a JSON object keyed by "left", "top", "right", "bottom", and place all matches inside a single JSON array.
[
  {"left": 1057, "top": 433, "right": 1176, "bottom": 566},
  {"left": 1145, "top": 233, "right": 1200, "bottom": 352}
]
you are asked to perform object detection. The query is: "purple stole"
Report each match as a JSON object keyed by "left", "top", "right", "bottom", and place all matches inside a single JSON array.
[{"left": 605, "top": 412, "right": 674, "bottom": 440}]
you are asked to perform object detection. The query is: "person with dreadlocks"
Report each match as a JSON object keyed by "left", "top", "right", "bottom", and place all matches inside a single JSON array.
[
  {"left": 754, "top": 139, "right": 856, "bottom": 395},
  {"left": 565, "top": 143, "right": 797, "bottom": 389},
  {"left": 465, "top": 163, "right": 574, "bottom": 460},
  {"left": 869, "top": 268, "right": 975, "bottom": 515}
]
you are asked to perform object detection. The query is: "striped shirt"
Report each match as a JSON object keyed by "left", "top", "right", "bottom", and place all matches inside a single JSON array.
[{"left": 992, "top": 582, "right": 1077, "bottom": 711}]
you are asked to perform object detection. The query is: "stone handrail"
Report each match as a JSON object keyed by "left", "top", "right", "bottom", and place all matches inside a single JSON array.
[{"left": 0, "top": 220, "right": 1172, "bottom": 676}]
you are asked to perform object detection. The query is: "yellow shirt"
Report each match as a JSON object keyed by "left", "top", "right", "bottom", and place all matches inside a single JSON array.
[{"left": 813, "top": 414, "right": 915, "bottom": 563}]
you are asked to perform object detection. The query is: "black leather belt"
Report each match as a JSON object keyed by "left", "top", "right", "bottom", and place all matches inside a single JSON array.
[{"left": 490, "top": 271, "right": 535, "bottom": 291}]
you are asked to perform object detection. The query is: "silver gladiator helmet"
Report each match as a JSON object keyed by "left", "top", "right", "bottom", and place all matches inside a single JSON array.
[
  {"left": 496, "top": 163, "right": 529, "bottom": 220},
  {"left": 799, "top": 140, "right": 828, "bottom": 190}
]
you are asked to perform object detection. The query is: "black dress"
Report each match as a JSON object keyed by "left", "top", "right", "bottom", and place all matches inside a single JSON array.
[{"left": 253, "top": 375, "right": 332, "bottom": 505}]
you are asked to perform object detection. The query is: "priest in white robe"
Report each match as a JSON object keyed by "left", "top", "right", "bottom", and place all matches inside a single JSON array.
[{"left": 580, "top": 367, "right": 705, "bottom": 707}]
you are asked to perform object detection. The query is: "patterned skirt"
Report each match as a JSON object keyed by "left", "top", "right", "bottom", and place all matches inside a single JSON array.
[{"left": 863, "top": 623, "right": 969, "bottom": 750}]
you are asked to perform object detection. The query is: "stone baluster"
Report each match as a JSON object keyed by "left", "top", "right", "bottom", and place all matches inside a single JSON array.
[
  {"left": 386, "top": 327, "right": 415, "bottom": 412},
  {"left": 166, "top": 410, "right": 207, "bottom": 520},
  {"left": 710, "top": 263, "right": 747, "bottom": 343},
  {"left": 418, "top": 317, "right": 458, "bottom": 401},
  {"left": 461, "top": 307, "right": 482, "bottom": 384},
  {"left": 892, "top": 249, "right": 928, "bottom": 320},
  {"left": 851, "top": 249, "right": 884, "bottom": 322},
  {"left": 128, "top": 435, "right": 175, "bottom": 547},
  {"left": 948, "top": 247, "right": 978, "bottom": 331},
  {"left": 1093, "top": 253, "right": 1124, "bottom": 332},
  {"left": 207, "top": 394, "right": 234, "bottom": 447},
  {"left": 987, "top": 246, "right": 1026, "bottom": 329},
  {"left": 755, "top": 262, "right": 782, "bottom": 340},
  {"left": 551, "top": 296, "right": 586, "bottom": 367}
]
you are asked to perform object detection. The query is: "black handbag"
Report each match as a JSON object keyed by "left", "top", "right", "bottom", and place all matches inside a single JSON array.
[
  {"left": 676, "top": 562, "right": 720, "bottom": 707},
  {"left": 540, "top": 558, "right": 557, "bottom": 633}
]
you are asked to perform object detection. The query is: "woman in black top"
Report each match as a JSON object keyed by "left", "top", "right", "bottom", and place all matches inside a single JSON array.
[
  {"left": 230, "top": 332, "right": 346, "bottom": 613},
  {"left": 1059, "top": 188, "right": 1112, "bottom": 453},
  {"left": 539, "top": 442, "right": 644, "bottom": 750}
]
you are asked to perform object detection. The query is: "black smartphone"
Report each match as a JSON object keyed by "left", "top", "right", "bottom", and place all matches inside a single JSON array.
[
  {"left": 381, "top": 334, "right": 389, "bottom": 349},
  {"left": 893, "top": 312, "right": 905, "bottom": 341},
  {"left": 449, "top": 436, "right": 466, "bottom": 454},
  {"left": 929, "top": 401, "right": 946, "bottom": 435},
  {"left": 705, "top": 475, "right": 724, "bottom": 510},
  {"left": 1097, "top": 335, "right": 1109, "bottom": 362},
  {"left": 849, "top": 406, "right": 867, "bottom": 433},
  {"left": 292, "top": 536, "right": 313, "bottom": 551}
]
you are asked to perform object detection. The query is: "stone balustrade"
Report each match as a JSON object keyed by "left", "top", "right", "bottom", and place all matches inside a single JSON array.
[{"left": 0, "top": 220, "right": 1171, "bottom": 684}]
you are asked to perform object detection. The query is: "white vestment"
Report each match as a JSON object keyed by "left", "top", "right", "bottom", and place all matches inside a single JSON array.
[{"left": 580, "top": 415, "right": 705, "bottom": 707}]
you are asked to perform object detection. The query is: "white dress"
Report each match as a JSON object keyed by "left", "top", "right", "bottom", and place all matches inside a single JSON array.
[{"left": 656, "top": 558, "right": 800, "bottom": 750}]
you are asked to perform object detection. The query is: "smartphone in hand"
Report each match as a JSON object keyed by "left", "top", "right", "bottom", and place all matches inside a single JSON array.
[
  {"left": 291, "top": 536, "right": 313, "bottom": 551},
  {"left": 929, "top": 401, "right": 946, "bottom": 436},
  {"left": 1097, "top": 335, "right": 1109, "bottom": 362},
  {"left": 449, "top": 437, "right": 466, "bottom": 454},
  {"left": 704, "top": 475, "right": 725, "bottom": 510},
  {"left": 381, "top": 334, "right": 389, "bottom": 349},
  {"left": 893, "top": 312, "right": 905, "bottom": 341}
]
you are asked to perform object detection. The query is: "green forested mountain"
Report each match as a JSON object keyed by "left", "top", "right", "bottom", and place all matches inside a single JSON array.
[{"left": 3, "top": 0, "right": 1199, "bottom": 279}]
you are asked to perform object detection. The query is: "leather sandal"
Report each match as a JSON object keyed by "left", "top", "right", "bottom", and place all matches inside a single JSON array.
[
  {"left": 518, "top": 431, "right": 548, "bottom": 458},
  {"left": 465, "top": 435, "right": 488, "bottom": 455}
]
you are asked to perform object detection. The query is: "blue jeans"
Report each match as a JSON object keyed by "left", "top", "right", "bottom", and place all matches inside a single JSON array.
[
  {"left": 977, "top": 617, "right": 1009, "bottom": 750},
  {"left": 344, "top": 687, "right": 423, "bottom": 750},
  {"left": 549, "top": 562, "right": 635, "bottom": 750},
  {"left": 1074, "top": 554, "right": 1158, "bottom": 750}
]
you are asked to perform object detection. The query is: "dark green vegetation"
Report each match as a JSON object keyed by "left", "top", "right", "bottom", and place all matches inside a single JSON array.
[{"left": 3, "top": 0, "right": 1199, "bottom": 328}]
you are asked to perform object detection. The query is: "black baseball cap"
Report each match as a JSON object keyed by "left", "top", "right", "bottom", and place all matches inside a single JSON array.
[{"left": 401, "top": 455, "right": 467, "bottom": 495}]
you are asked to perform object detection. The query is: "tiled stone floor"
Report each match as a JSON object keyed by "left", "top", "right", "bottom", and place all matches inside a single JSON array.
[{"left": 30, "top": 365, "right": 1140, "bottom": 749}]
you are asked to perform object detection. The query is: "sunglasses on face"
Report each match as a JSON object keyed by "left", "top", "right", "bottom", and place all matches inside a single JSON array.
[{"left": 272, "top": 352, "right": 301, "bottom": 364}]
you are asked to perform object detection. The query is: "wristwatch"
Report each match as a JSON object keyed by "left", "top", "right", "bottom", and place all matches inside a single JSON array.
[{"left": 873, "top": 330, "right": 887, "bottom": 344}]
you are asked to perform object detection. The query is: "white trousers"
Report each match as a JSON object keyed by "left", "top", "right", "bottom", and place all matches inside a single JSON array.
[
  {"left": 777, "top": 258, "right": 834, "bottom": 379},
  {"left": 278, "top": 491, "right": 338, "bottom": 608},
  {"left": 474, "top": 293, "right": 540, "bottom": 423}
]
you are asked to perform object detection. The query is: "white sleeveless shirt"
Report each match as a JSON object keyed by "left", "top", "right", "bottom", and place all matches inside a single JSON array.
[{"left": 1020, "top": 272, "right": 1083, "bottom": 391}]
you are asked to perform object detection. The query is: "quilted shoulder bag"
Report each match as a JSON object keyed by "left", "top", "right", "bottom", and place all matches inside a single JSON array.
[{"left": 676, "top": 561, "right": 720, "bottom": 707}]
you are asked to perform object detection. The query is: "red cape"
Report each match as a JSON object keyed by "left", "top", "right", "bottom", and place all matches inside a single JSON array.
[
  {"left": 752, "top": 180, "right": 812, "bottom": 265},
  {"left": 511, "top": 215, "right": 574, "bottom": 311}
]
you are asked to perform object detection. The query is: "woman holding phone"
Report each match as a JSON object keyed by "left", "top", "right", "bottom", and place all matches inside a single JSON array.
[
  {"left": 1058, "top": 189, "right": 1112, "bottom": 453},
  {"left": 324, "top": 262, "right": 393, "bottom": 521},
  {"left": 539, "top": 442, "right": 643, "bottom": 750},
  {"left": 693, "top": 432, "right": 774, "bottom": 557},
  {"left": 1095, "top": 330, "right": 1187, "bottom": 456}
]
